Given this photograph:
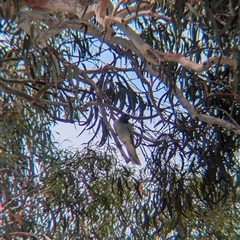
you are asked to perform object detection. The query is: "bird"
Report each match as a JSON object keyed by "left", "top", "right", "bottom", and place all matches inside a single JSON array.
[{"left": 113, "top": 114, "right": 141, "bottom": 165}]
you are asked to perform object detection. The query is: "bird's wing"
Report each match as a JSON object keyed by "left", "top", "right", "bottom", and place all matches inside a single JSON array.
[
  {"left": 125, "top": 142, "right": 141, "bottom": 165},
  {"left": 114, "top": 120, "right": 130, "bottom": 143},
  {"left": 126, "top": 122, "right": 135, "bottom": 146},
  {"left": 114, "top": 120, "right": 141, "bottom": 165}
]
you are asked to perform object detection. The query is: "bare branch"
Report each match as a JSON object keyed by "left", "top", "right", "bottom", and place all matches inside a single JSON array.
[
  {"left": 108, "top": 16, "right": 234, "bottom": 71},
  {"left": 155, "top": 51, "right": 234, "bottom": 71},
  {"left": 115, "top": 2, "right": 155, "bottom": 18}
]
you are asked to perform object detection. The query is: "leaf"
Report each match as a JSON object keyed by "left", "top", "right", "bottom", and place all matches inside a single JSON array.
[
  {"left": 186, "top": 3, "right": 199, "bottom": 18},
  {"left": 142, "top": 205, "right": 149, "bottom": 231},
  {"left": 99, "top": 117, "right": 109, "bottom": 147}
]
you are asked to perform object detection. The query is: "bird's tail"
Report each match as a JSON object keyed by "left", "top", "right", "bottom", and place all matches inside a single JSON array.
[{"left": 126, "top": 147, "right": 141, "bottom": 165}]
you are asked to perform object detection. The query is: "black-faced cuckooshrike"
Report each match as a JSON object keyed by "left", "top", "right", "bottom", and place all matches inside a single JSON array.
[{"left": 114, "top": 114, "right": 141, "bottom": 165}]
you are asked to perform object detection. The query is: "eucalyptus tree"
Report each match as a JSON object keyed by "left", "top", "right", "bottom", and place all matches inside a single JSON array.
[{"left": 0, "top": 0, "right": 239, "bottom": 239}]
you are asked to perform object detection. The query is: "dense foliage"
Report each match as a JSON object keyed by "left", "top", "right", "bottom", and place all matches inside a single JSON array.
[{"left": 0, "top": 0, "right": 239, "bottom": 239}]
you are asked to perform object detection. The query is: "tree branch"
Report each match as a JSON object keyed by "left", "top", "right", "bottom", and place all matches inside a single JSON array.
[
  {"left": 0, "top": 80, "right": 73, "bottom": 109},
  {"left": 108, "top": 15, "right": 234, "bottom": 70},
  {"left": 146, "top": 64, "right": 240, "bottom": 135},
  {"left": 105, "top": 14, "right": 239, "bottom": 135}
]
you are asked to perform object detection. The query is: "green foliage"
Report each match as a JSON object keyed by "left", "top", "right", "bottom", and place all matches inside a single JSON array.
[{"left": 0, "top": 0, "right": 240, "bottom": 239}]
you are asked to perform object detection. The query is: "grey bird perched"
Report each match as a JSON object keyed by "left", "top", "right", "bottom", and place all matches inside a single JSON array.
[{"left": 114, "top": 114, "right": 141, "bottom": 165}]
